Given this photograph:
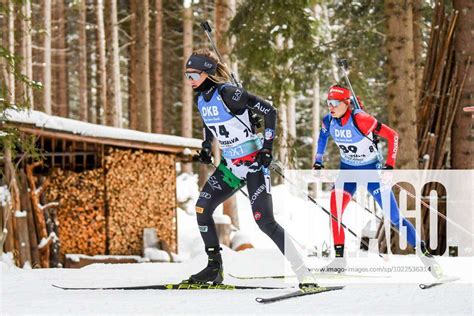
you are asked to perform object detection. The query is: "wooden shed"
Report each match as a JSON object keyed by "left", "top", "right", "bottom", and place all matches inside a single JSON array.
[{"left": 2, "top": 110, "right": 201, "bottom": 266}]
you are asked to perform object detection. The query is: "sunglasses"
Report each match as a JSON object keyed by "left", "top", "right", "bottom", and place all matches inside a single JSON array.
[
  {"left": 184, "top": 71, "right": 203, "bottom": 81},
  {"left": 327, "top": 99, "right": 349, "bottom": 107}
]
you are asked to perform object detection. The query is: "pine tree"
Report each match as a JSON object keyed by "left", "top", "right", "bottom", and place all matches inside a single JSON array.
[
  {"left": 451, "top": 0, "right": 473, "bottom": 169},
  {"left": 385, "top": 0, "right": 418, "bottom": 169},
  {"left": 134, "top": 0, "right": 151, "bottom": 132}
]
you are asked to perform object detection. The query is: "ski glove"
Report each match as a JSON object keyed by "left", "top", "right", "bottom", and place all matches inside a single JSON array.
[
  {"left": 256, "top": 148, "right": 273, "bottom": 168},
  {"left": 193, "top": 142, "right": 213, "bottom": 165}
]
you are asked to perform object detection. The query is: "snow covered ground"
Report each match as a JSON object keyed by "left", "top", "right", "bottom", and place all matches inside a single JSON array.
[
  {"left": 1, "top": 175, "right": 473, "bottom": 315},
  {"left": 1, "top": 249, "right": 473, "bottom": 315}
]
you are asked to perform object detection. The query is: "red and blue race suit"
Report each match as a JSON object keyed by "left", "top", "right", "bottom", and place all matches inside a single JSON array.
[{"left": 315, "top": 108, "right": 417, "bottom": 248}]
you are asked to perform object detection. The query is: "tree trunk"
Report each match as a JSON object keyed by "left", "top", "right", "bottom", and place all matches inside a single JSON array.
[
  {"left": 96, "top": 0, "right": 107, "bottom": 125},
  {"left": 215, "top": 0, "right": 240, "bottom": 229},
  {"left": 43, "top": 0, "right": 52, "bottom": 114},
  {"left": 14, "top": 212, "right": 31, "bottom": 268},
  {"left": 451, "top": 0, "right": 473, "bottom": 169},
  {"left": 78, "top": 0, "right": 88, "bottom": 121},
  {"left": 278, "top": 91, "right": 289, "bottom": 167},
  {"left": 215, "top": 0, "right": 231, "bottom": 65},
  {"left": 151, "top": 0, "right": 164, "bottom": 134},
  {"left": 181, "top": 3, "right": 193, "bottom": 173},
  {"left": 135, "top": 0, "right": 151, "bottom": 132},
  {"left": 4, "top": 147, "right": 22, "bottom": 267},
  {"left": 52, "top": 0, "right": 68, "bottom": 117},
  {"left": 8, "top": 0, "right": 15, "bottom": 104},
  {"left": 86, "top": 4, "right": 97, "bottom": 124},
  {"left": 385, "top": 0, "right": 418, "bottom": 169},
  {"left": 22, "top": 0, "right": 34, "bottom": 109},
  {"left": 104, "top": 0, "right": 122, "bottom": 127},
  {"left": 413, "top": 0, "right": 424, "bottom": 106},
  {"left": 322, "top": 1, "right": 340, "bottom": 82},
  {"left": 128, "top": 0, "right": 138, "bottom": 129},
  {"left": 312, "top": 76, "right": 321, "bottom": 161},
  {"left": 287, "top": 90, "right": 296, "bottom": 139}
]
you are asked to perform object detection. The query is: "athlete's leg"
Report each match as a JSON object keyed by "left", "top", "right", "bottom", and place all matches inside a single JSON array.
[
  {"left": 195, "top": 165, "right": 238, "bottom": 248},
  {"left": 367, "top": 182, "right": 417, "bottom": 247},
  {"left": 246, "top": 166, "right": 316, "bottom": 284},
  {"left": 189, "top": 163, "right": 240, "bottom": 284},
  {"left": 330, "top": 183, "right": 357, "bottom": 256}
]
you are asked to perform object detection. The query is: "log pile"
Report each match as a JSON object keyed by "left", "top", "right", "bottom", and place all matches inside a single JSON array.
[
  {"left": 417, "top": 4, "right": 469, "bottom": 170},
  {"left": 415, "top": 3, "right": 471, "bottom": 255},
  {"left": 105, "top": 148, "right": 177, "bottom": 255},
  {"left": 45, "top": 168, "right": 106, "bottom": 257}
]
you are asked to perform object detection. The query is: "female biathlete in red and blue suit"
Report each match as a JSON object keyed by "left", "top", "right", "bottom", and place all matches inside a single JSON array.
[{"left": 313, "top": 85, "right": 441, "bottom": 278}]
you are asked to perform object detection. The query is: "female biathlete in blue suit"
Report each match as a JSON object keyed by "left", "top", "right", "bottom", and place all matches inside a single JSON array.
[{"left": 314, "top": 85, "right": 441, "bottom": 278}]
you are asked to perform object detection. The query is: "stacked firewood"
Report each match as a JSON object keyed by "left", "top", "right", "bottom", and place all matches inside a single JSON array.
[
  {"left": 45, "top": 168, "right": 106, "bottom": 257},
  {"left": 105, "top": 148, "right": 177, "bottom": 255}
]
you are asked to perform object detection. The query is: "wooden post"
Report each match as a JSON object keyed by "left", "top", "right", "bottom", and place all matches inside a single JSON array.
[
  {"left": 19, "top": 170, "right": 40, "bottom": 268},
  {"left": 26, "top": 161, "right": 50, "bottom": 268},
  {"left": 14, "top": 211, "right": 31, "bottom": 268}
]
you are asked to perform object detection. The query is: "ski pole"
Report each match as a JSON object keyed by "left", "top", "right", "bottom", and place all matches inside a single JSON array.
[
  {"left": 337, "top": 59, "right": 361, "bottom": 110},
  {"left": 200, "top": 21, "right": 241, "bottom": 87},
  {"left": 386, "top": 182, "right": 474, "bottom": 238},
  {"left": 270, "top": 162, "right": 384, "bottom": 259}
]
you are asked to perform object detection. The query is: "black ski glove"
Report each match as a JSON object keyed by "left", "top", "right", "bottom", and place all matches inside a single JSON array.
[
  {"left": 256, "top": 148, "right": 273, "bottom": 168},
  {"left": 193, "top": 142, "right": 212, "bottom": 165}
]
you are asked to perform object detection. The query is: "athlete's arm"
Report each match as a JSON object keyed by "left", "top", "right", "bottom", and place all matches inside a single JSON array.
[
  {"left": 221, "top": 85, "right": 276, "bottom": 150},
  {"left": 353, "top": 112, "right": 399, "bottom": 168},
  {"left": 314, "top": 114, "right": 331, "bottom": 165}
]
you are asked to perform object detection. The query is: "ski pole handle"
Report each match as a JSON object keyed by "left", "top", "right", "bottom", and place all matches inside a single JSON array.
[
  {"left": 336, "top": 58, "right": 361, "bottom": 110},
  {"left": 200, "top": 21, "right": 212, "bottom": 33}
]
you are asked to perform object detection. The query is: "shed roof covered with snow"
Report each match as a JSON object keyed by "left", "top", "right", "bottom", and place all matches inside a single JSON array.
[{"left": 3, "top": 109, "right": 202, "bottom": 154}]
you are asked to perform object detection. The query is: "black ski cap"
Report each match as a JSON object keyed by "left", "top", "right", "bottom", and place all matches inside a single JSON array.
[{"left": 186, "top": 54, "right": 217, "bottom": 75}]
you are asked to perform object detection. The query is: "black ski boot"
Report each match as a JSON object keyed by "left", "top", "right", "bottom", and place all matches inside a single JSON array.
[
  {"left": 187, "top": 247, "right": 224, "bottom": 284},
  {"left": 295, "top": 265, "right": 319, "bottom": 291},
  {"left": 418, "top": 241, "right": 443, "bottom": 279},
  {"left": 321, "top": 245, "right": 347, "bottom": 273}
]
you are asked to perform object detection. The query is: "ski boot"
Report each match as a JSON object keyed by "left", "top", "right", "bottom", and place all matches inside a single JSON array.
[
  {"left": 321, "top": 245, "right": 347, "bottom": 273},
  {"left": 295, "top": 265, "right": 319, "bottom": 292},
  {"left": 418, "top": 241, "right": 443, "bottom": 279},
  {"left": 187, "top": 247, "right": 224, "bottom": 284}
]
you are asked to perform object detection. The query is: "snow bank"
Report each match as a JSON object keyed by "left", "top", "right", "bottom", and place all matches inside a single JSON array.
[
  {"left": 1, "top": 185, "right": 10, "bottom": 207},
  {"left": 176, "top": 173, "right": 200, "bottom": 214},
  {"left": 15, "top": 210, "right": 27, "bottom": 218},
  {"left": 230, "top": 230, "right": 253, "bottom": 250},
  {"left": 144, "top": 248, "right": 171, "bottom": 262},
  {"left": 1, "top": 252, "right": 17, "bottom": 272},
  {"left": 65, "top": 254, "right": 149, "bottom": 263},
  {"left": 213, "top": 214, "right": 231, "bottom": 225}
]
